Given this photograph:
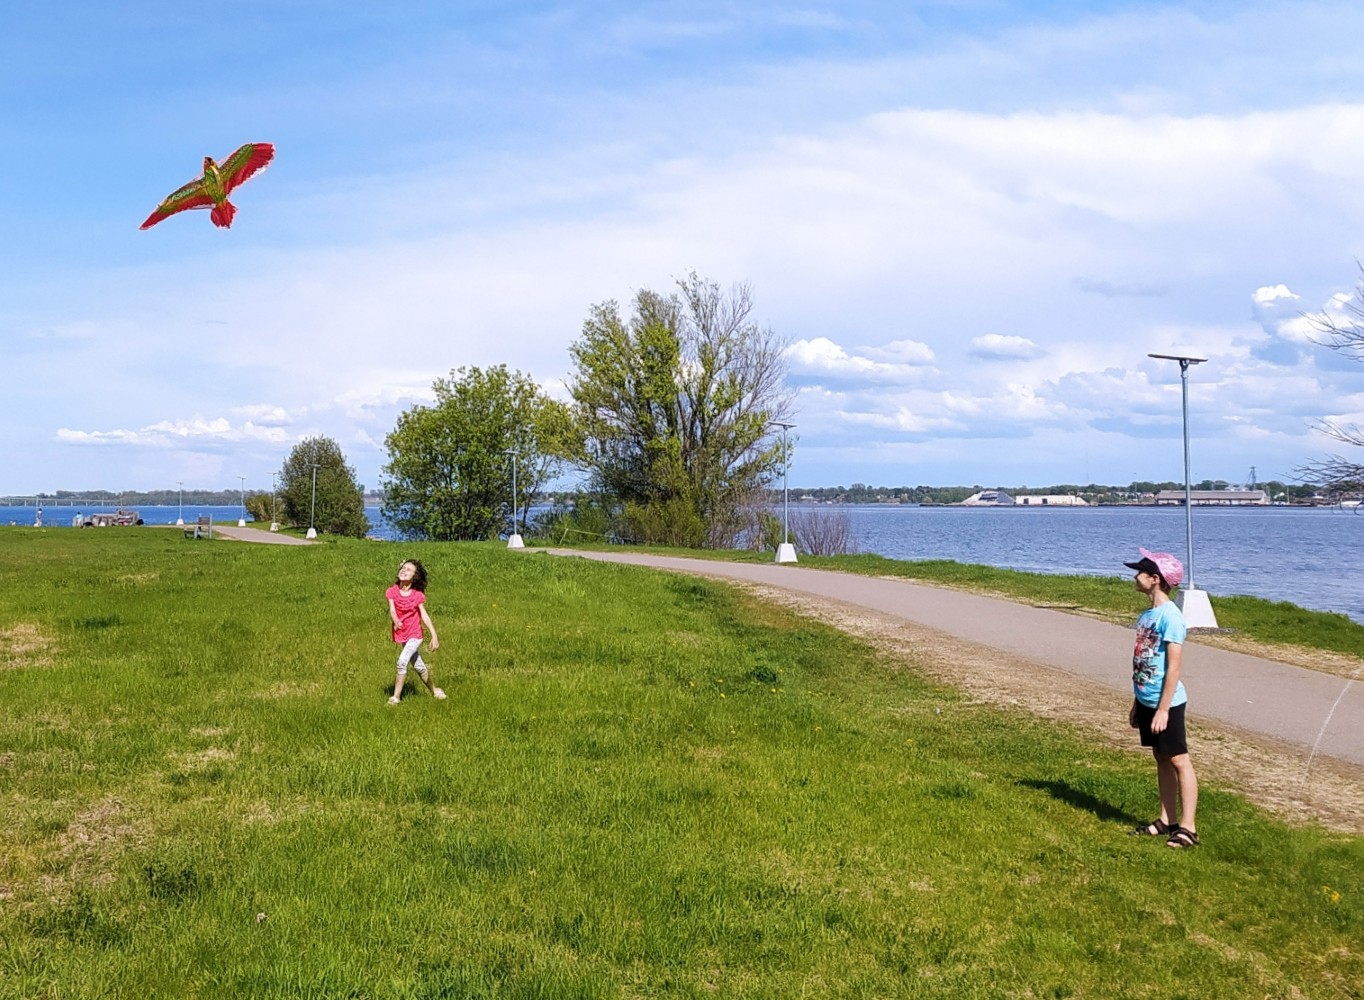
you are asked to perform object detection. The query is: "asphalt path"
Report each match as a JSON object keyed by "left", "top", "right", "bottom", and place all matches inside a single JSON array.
[
  {"left": 206, "top": 525, "right": 314, "bottom": 545},
  {"left": 545, "top": 549, "right": 1364, "bottom": 768}
]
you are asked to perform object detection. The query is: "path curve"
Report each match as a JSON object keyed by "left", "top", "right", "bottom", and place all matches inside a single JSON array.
[
  {"left": 544, "top": 549, "right": 1364, "bottom": 769},
  {"left": 210, "top": 525, "right": 314, "bottom": 545}
]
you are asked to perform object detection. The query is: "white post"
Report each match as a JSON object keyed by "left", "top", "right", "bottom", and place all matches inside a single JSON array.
[
  {"left": 269, "top": 472, "right": 279, "bottom": 532},
  {"left": 506, "top": 448, "right": 524, "bottom": 548},
  {"left": 772, "top": 421, "right": 797, "bottom": 564},
  {"left": 237, "top": 475, "right": 247, "bottom": 527},
  {"left": 306, "top": 463, "right": 319, "bottom": 540},
  {"left": 176, "top": 481, "right": 184, "bottom": 526},
  {"left": 1149, "top": 353, "right": 1217, "bottom": 627}
]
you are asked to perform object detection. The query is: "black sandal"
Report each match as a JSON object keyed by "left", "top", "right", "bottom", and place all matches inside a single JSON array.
[
  {"left": 1130, "top": 819, "right": 1175, "bottom": 837},
  {"left": 1166, "top": 827, "right": 1200, "bottom": 849}
]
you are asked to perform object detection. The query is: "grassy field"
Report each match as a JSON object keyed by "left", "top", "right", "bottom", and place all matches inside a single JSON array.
[
  {"left": 0, "top": 529, "right": 1360, "bottom": 998},
  {"left": 535, "top": 541, "right": 1364, "bottom": 658}
]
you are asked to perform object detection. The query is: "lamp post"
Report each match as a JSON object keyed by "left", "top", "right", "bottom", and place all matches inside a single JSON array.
[
  {"left": 306, "top": 462, "right": 320, "bottom": 540},
  {"left": 176, "top": 481, "right": 184, "bottom": 526},
  {"left": 1148, "top": 352, "right": 1217, "bottom": 627},
  {"left": 505, "top": 448, "right": 524, "bottom": 548},
  {"left": 771, "top": 421, "right": 797, "bottom": 564},
  {"left": 269, "top": 472, "right": 279, "bottom": 532},
  {"left": 237, "top": 475, "right": 247, "bottom": 527}
]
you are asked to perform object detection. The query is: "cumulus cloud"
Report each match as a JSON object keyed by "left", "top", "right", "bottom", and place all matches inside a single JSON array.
[
  {"left": 786, "top": 337, "right": 933, "bottom": 382},
  {"left": 56, "top": 417, "right": 291, "bottom": 447},
  {"left": 969, "top": 334, "right": 1045, "bottom": 361}
]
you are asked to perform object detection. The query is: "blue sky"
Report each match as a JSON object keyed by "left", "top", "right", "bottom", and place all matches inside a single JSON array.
[{"left": 5, "top": 0, "right": 1364, "bottom": 494}]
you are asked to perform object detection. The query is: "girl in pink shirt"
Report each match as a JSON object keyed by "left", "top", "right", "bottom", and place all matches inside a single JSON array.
[{"left": 385, "top": 559, "right": 445, "bottom": 705}]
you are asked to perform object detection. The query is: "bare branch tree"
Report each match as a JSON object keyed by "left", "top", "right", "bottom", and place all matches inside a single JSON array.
[
  {"left": 791, "top": 505, "right": 854, "bottom": 556},
  {"left": 1298, "top": 267, "right": 1364, "bottom": 494}
]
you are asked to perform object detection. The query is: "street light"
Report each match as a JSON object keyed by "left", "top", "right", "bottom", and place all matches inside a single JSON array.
[
  {"left": 1148, "top": 352, "right": 1217, "bottom": 627},
  {"left": 306, "top": 462, "right": 320, "bottom": 540},
  {"left": 269, "top": 472, "right": 279, "bottom": 532},
  {"left": 505, "top": 448, "right": 524, "bottom": 549},
  {"left": 771, "top": 421, "right": 797, "bottom": 564},
  {"left": 237, "top": 475, "right": 247, "bottom": 527},
  {"left": 176, "top": 481, "right": 184, "bottom": 526}
]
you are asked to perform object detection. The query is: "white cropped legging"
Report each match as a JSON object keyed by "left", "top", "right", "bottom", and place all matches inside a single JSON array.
[{"left": 395, "top": 637, "right": 428, "bottom": 677}]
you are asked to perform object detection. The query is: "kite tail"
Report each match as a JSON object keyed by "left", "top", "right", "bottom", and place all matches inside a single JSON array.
[{"left": 210, "top": 201, "right": 236, "bottom": 228}]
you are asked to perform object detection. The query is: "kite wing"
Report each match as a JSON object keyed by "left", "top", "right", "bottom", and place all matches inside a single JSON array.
[
  {"left": 139, "top": 178, "right": 214, "bottom": 230},
  {"left": 219, "top": 142, "right": 275, "bottom": 195}
]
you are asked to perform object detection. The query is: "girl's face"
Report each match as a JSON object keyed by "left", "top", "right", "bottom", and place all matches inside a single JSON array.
[{"left": 397, "top": 562, "right": 417, "bottom": 584}]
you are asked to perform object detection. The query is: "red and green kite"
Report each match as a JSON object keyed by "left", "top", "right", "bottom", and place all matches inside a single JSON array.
[{"left": 140, "top": 142, "right": 275, "bottom": 230}]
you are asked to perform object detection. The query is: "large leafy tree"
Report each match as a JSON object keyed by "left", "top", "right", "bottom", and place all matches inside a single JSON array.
[
  {"left": 382, "top": 365, "right": 572, "bottom": 541},
  {"left": 1299, "top": 267, "right": 1364, "bottom": 499},
  {"left": 568, "top": 272, "right": 793, "bottom": 548},
  {"left": 278, "top": 436, "right": 369, "bottom": 537}
]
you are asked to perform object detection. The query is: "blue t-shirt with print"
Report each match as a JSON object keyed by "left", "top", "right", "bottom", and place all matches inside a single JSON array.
[{"left": 1132, "top": 601, "right": 1187, "bottom": 708}]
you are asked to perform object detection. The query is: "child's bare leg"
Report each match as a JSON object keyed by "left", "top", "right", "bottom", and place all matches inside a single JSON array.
[
  {"left": 1170, "top": 753, "right": 1198, "bottom": 832},
  {"left": 390, "top": 670, "right": 406, "bottom": 702},
  {"left": 1154, "top": 752, "right": 1179, "bottom": 827},
  {"left": 413, "top": 657, "right": 446, "bottom": 700}
]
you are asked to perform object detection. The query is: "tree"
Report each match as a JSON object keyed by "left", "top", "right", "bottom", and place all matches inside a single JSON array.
[
  {"left": 382, "top": 365, "right": 572, "bottom": 541},
  {"left": 1300, "top": 266, "right": 1364, "bottom": 498},
  {"left": 568, "top": 272, "right": 794, "bottom": 548},
  {"left": 278, "top": 437, "right": 368, "bottom": 538}
]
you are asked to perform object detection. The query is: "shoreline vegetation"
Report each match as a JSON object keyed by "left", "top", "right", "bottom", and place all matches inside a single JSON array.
[
  {"left": 0, "top": 475, "right": 1327, "bottom": 510},
  {"left": 0, "top": 530, "right": 1358, "bottom": 996}
]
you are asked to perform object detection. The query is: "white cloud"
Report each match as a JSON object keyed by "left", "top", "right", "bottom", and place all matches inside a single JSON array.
[
  {"left": 864, "top": 338, "right": 935, "bottom": 364},
  {"left": 970, "top": 334, "right": 1045, "bottom": 361},
  {"left": 786, "top": 337, "right": 933, "bottom": 383},
  {"left": 56, "top": 417, "right": 291, "bottom": 447}
]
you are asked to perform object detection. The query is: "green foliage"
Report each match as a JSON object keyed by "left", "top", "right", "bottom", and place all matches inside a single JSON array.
[
  {"left": 277, "top": 436, "right": 369, "bottom": 538},
  {"left": 0, "top": 530, "right": 1359, "bottom": 997},
  {"left": 242, "top": 491, "right": 275, "bottom": 524},
  {"left": 382, "top": 364, "right": 572, "bottom": 541},
  {"left": 568, "top": 272, "right": 793, "bottom": 548}
]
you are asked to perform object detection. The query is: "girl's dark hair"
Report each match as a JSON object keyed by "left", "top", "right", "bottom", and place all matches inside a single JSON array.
[{"left": 397, "top": 559, "right": 428, "bottom": 592}]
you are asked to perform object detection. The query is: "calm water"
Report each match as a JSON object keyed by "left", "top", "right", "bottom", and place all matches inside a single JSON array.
[
  {"left": 9, "top": 502, "right": 1362, "bottom": 623},
  {"left": 827, "top": 504, "right": 1364, "bottom": 624}
]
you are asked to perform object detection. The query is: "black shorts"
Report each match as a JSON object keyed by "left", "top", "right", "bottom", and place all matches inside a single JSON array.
[{"left": 1134, "top": 702, "right": 1189, "bottom": 757}]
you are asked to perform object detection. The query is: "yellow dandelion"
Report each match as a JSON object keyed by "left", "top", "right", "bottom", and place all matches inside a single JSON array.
[{"left": 719, "top": 692, "right": 726, "bottom": 698}]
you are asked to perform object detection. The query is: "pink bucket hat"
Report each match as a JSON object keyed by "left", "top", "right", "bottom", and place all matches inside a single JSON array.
[{"left": 1124, "top": 548, "right": 1184, "bottom": 588}]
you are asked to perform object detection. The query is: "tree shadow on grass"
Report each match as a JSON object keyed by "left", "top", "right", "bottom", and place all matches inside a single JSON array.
[{"left": 1017, "top": 778, "right": 1141, "bottom": 826}]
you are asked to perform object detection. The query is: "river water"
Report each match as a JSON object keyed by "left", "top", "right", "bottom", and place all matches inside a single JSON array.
[{"left": 7, "top": 501, "right": 1361, "bottom": 624}]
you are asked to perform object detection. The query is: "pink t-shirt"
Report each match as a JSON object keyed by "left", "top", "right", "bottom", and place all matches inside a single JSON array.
[{"left": 386, "top": 584, "right": 425, "bottom": 643}]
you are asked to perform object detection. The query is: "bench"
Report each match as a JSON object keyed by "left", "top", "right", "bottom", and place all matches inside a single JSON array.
[{"left": 184, "top": 515, "right": 213, "bottom": 539}]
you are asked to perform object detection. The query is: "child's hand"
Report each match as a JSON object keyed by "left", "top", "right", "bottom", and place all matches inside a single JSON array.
[
  {"left": 1151, "top": 708, "right": 1169, "bottom": 734},
  {"left": 1128, "top": 702, "right": 1139, "bottom": 728},
  {"left": 429, "top": 637, "right": 440, "bottom": 651}
]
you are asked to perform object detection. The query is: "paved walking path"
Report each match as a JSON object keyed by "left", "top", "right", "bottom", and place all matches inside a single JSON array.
[
  {"left": 547, "top": 550, "right": 1364, "bottom": 768},
  {"left": 210, "top": 525, "right": 314, "bottom": 545}
]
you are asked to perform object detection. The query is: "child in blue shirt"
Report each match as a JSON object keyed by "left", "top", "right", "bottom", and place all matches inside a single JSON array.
[{"left": 1124, "top": 548, "right": 1199, "bottom": 848}]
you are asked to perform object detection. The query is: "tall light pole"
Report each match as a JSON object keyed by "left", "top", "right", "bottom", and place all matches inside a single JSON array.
[
  {"left": 269, "top": 472, "right": 279, "bottom": 532},
  {"left": 1149, "top": 352, "right": 1217, "bottom": 627},
  {"left": 771, "top": 421, "right": 797, "bottom": 564},
  {"left": 176, "top": 481, "right": 184, "bottom": 526},
  {"left": 505, "top": 448, "right": 523, "bottom": 549},
  {"left": 237, "top": 475, "right": 247, "bottom": 527},
  {"left": 306, "top": 462, "right": 320, "bottom": 540}
]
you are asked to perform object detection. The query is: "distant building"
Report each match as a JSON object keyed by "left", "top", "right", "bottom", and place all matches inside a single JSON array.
[
  {"left": 961, "top": 490, "right": 1015, "bottom": 506},
  {"left": 1015, "top": 494, "right": 1089, "bottom": 506},
  {"left": 1154, "top": 489, "right": 1268, "bottom": 506}
]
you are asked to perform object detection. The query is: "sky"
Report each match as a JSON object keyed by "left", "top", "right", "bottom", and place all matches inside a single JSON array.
[{"left": 5, "top": 0, "right": 1364, "bottom": 495}]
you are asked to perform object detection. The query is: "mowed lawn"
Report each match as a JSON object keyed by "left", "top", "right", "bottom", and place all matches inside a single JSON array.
[{"left": 0, "top": 530, "right": 1359, "bottom": 999}]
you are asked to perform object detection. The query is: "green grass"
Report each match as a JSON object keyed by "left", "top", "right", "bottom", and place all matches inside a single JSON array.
[
  {"left": 0, "top": 529, "right": 1360, "bottom": 998},
  {"left": 537, "top": 540, "right": 1364, "bottom": 658}
]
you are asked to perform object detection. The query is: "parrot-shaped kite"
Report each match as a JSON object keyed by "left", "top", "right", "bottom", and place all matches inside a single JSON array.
[{"left": 140, "top": 142, "right": 275, "bottom": 230}]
